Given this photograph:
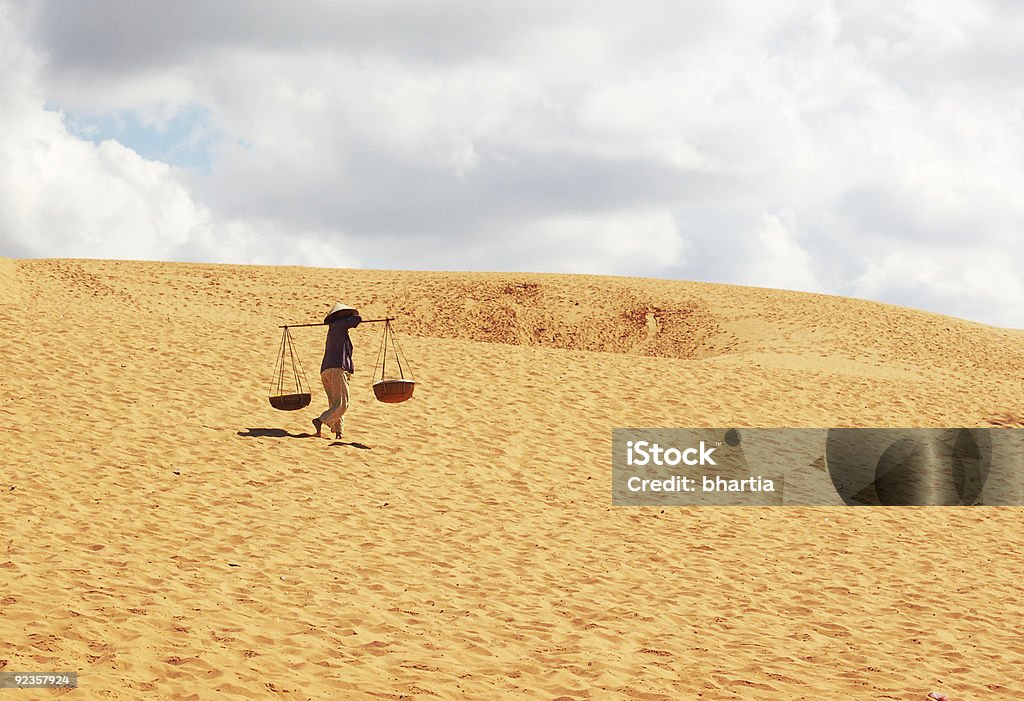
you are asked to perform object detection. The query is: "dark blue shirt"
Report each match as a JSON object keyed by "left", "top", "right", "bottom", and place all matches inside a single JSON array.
[{"left": 321, "top": 315, "right": 361, "bottom": 373}]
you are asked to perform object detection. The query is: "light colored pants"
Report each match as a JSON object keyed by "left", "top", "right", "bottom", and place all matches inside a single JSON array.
[{"left": 318, "top": 368, "right": 350, "bottom": 435}]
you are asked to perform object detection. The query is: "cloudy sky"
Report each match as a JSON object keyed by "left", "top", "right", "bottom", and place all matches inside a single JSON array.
[{"left": 2, "top": 1, "right": 1023, "bottom": 327}]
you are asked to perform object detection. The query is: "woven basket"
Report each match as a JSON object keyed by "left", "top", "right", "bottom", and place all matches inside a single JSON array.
[
  {"left": 269, "top": 393, "right": 312, "bottom": 411},
  {"left": 372, "top": 379, "right": 415, "bottom": 403}
]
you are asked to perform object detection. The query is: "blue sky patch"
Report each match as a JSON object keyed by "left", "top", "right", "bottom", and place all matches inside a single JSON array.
[{"left": 59, "top": 103, "right": 222, "bottom": 172}]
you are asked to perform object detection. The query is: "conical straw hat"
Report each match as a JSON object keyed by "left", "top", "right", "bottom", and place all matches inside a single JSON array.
[{"left": 324, "top": 302, "right": 357, "bottom": 323}]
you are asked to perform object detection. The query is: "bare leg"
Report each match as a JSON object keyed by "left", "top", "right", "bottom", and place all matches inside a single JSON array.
[{"left": 312, "top": 418, "right": 323, "bottom": 437}]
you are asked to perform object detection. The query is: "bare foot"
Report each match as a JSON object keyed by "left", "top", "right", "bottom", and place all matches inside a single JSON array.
[{"left": 311, "top": 418, "right": 323, "bottom": 437}]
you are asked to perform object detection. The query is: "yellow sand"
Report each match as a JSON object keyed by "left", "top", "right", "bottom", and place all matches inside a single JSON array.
[{"left": 1, "top": 257, "right": 1022, "bottom": 700}]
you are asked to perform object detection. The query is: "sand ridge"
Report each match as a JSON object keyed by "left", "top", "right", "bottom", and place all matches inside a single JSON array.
[
  {"left": 0, "top": 257, "right": 19, "bottom": 309},
  {"left": 1, "top": 258, "right": 1022, "bottom": 699}
]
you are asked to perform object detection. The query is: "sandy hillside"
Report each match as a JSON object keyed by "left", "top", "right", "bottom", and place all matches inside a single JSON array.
[{"left": 1, "top": 257, "right": 1023, "bottom": 700}]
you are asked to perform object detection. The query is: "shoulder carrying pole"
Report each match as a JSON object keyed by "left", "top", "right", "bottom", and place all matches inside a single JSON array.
[{"left": 280, "top": 317, "right": 394, "bottom": 328}]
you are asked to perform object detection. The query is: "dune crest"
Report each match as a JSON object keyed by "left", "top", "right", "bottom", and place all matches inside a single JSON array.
[{"left": 0, "top": 257, "right": 19, "bottom": 307}]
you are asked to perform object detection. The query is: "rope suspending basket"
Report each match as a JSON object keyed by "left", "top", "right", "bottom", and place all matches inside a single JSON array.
[
  {"left": 372, "top": 318, "right": 416, "bottom": 403},
  {"left": 269, "top": 326, "right": 312, "bottom": 410}
]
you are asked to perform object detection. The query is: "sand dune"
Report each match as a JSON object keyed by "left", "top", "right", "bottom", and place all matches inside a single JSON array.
[{"left": 1, "top": 257, "right": 1023, "bottom": 700}]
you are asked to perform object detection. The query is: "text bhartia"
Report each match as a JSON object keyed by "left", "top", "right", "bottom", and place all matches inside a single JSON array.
[
  {"left": 702, "top": 475, "right": 774, "bottom": 492},
  {"left": 627, "top": 475, "right": 775, "bottom": 492}
]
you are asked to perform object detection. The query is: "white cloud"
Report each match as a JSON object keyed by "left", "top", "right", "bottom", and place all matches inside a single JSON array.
[
  {"left": 0, "top": 6, "right": 360, "bottom": 267},
  {"left": 493, "top": 209, "right": 685, "bottom": 276},
  {"left": 745, "top": 213, "right": 824, "bottom": 293},
  {"left": 854, "top": 247, "right": 1024, "bottom": 327}
]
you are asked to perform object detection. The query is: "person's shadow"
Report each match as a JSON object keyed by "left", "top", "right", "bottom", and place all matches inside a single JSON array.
[
  {"left": 237, "top": 428, "right": 371, "bottom": 449},
  {"left": 237, "top": 428, "right": 309, "bottom": 439}
]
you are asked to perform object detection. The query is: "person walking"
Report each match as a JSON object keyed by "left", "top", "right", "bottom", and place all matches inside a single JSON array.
[{"left": 312, "top": 302, "right": 361, "bottom": 439}]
